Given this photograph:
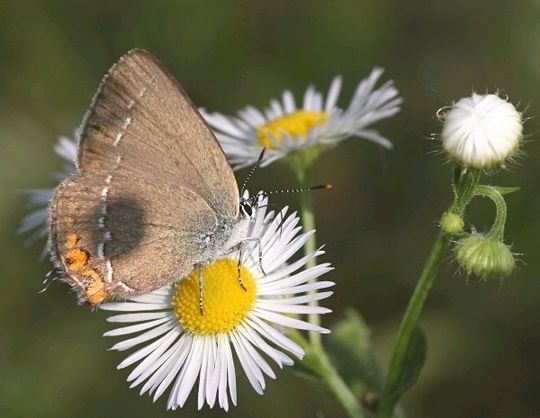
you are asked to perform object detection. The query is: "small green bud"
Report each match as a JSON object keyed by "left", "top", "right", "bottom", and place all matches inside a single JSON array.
[
  {"left": 440, "top": 212, "right": 464, "bottom": 234},
  {"left": 454, "top": 233, "right": 515, "bottom": 279}
]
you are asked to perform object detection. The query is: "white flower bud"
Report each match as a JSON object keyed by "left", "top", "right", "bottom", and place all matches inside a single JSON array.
[{"left": 441, "top": 93, "right": 522, "bottom": 169}]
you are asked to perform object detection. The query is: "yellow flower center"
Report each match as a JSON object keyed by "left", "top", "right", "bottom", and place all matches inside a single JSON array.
[
  {"left": 172, "top": 259, "right": 257, "bottom": 335},
  {"left": 256, "top": 110, "right": 328, "bottom": 148}
]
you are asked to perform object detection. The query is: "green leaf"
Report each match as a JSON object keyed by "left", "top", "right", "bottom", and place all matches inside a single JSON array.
[
  {"left": 291, "top": 345, "right": 325, "bottom": 381},
  {"left": 475, "top": 185, "right": 520, "bottom": 196},
  {"left": 492, "top": 186, "right": 520, "bottom": 195},
  {"left": 287, "top": 328, "right": 324, "bottom": 381},
  {"left": 386, "top": 327, "right": 427, "bottom": 408},
  {"left": 326, "top": 309, "right": 384, "bottom": 394}
]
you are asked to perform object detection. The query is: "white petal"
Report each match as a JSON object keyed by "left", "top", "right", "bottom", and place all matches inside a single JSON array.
[
  {"left": 223, "top": 334, "right": 237, "bottom": 407},
  {"left": 245, "top": 316, "right": 304, "bottom": 358},
  {"left": 261, "top": 264, "right": 333, "bottom": 291},
  {"left": 238, "top": 323, "right": 293, "bottom": 367},
  {"left": 100, "top": 302, "right": 170, "bottom": 312},
  {"left": 257, "top": 250, "right": 325, "bottom": 285},
  {"left": 109, "top": 320, "right": 176, "bottom": 351},
  {"left": 18, "top": 208, "right": 49, "bottom": 234},
  {"left": 255, "top": 301, "right": 331, "bottom": 315},
  {"left": 269, "top": 99, "right": 284, "bottom": 117},
  {"left": 352, "top": 129, "right": 393, "bottom": 149},
  {"left": 263, "top": 231, "right": 315, "bottom": 272},
  {"left": 258, "top": 291, "right": 333, "bottom": 305},
  {"left": 54, "top": 136, "right": 78, "bottom": 162},
  {"left": 121, "top": 328, "right": 179, "bottom": 374},
  {"left": 235, "top": 330, "right": 275, "bottom": 379},
  {"left": 153, "top": 336, "right": 191, "bottom": 401},
  {"left": 104, "top": 316, "right": 171, "bottom": 337},
  {"left": 202, "top": 112, "right": 249, "bottom": 138},
  {"left": 173, "top": 336, "right": 205, "bottom": 408},
  {"left": 240, "top": 106, "right": 267, "bottom": 126},
  {"left": 257, "top": 280, "right": 335, "bottom": 296},
  {"left": 229, "top": 332, "right": 264, "bottom": 394},
  {"left": 143, "top": 335, "right": 190, "bottom": 397},
  {"left": 106, "top": 311, "right": 169, "bottom": 323},
  {"left": 135, "top": 336, "right": 183, "bottom": 392},
  {"left": 312, "top": 91, "right": 323, "bottom": 111},
  {"left": 303, "top": 85, "right": 316, "bottom": 110},
  {"left": 325, "top": 76, "right": 343, "bottom": 110},
  {"left": 282, "top": 90, "right": 296, "bottom": 113},
  {"left": 197, "top": 337, "right": 210, "bottom": 410},
  {"left": 205, "top": 337, "right": 219, "bottom": 408},
  {"left": 252, "top": 308, "right": 330, "bottom": 334},
  {"left": 127, "top": 291, "right": 172, "bottom": 304}
]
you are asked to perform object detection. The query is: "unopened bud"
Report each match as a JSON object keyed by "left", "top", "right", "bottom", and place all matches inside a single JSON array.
[
  {"left": 440, "top": 212, "right": 464, "bottom": 234},
  {"left": 455, "top": 233, "right": 515, "bottom": 279},
  {"left": 440, "top": 93, "right": 522, "bottom": 169}
]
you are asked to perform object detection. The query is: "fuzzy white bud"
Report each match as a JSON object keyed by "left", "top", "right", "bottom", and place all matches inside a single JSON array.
[{"left": 441, "top": 93, "right": 522, "bottom": 169}]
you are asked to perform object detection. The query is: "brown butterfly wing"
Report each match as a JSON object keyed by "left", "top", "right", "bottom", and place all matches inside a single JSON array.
[
  {"left": 77, "top": 49, "right": 239, "bottom": 217},
  {"left": 49, "top": 49, "right": 238, "bottom": 304},
  {"left": 49, "top": 171, "right": 217, "bottom": 302}
]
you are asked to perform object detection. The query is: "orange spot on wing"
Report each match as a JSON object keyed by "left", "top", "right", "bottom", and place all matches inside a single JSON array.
[
  {"left": 82, "top": 268, "right": 109, "bottom": 305},
  {"left": 80, "top": 268, "right": 100, "bottom": 281},
  {"left": 86, "top": 282, "right": 108, "bottom": 305},
  {"left": 60, "top": 233, "right": 109, "bottom": 305},
  {"left": 65, "top": 233, "right": 79, "bottom": 248},
  {"left": 64, "top": 248, "right": 89, "bottom": 271}
]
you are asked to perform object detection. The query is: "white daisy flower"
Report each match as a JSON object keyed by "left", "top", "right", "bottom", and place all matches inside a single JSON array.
[
  {"left": 440, "top": 93, "right": 523, "bottom": 169},
  {"left": 201, "top": 69, "right": 402, "bottom": 169},
  {"left": 19, "top": 134, "right": 78, "bottom": 241},
  {"left": 100, "top": 198, "right": 334, "bottom": 411}
]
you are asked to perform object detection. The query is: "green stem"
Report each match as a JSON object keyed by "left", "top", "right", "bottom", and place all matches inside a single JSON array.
[
  {"left": 317, "top": 347, "right": 366, "bottom": 418},
  {"left": 377, "top": 231, "right": 450, "bottom": 418},
  {"left": 295, "top": 165, "right": 322, "bottom": 347},
  {"left": 290, "top": 329, "right": 366, "bottom": 418},
  {"left": 377, "top": 168, "right": 481, "bottom": 418},
  {"left": 473, "top": 185, "right": 507, "bottom": 241},
  {"left": 289, "top": 160, "right": 364, "bottom": 417}
]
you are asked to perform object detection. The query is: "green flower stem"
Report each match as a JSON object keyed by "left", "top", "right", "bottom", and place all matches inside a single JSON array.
[
  {"left": 294, "top": 164, "right": 322, "bottom": 348},
  {"left": 288, "top": 157, "right": 364, "bottom": 417},
  {"left": 377, "top": 168, "right": 480, "bottom": 418},
  {"left": 377, "top": 231, "right": 450, "bottom": 418},
  {"left": 300, "top": 186, "right": 322, "bottom": 347},
  {"left": 317, "top": 348, "right": 366, "bottom": 418},
  {"left": 290, "top": 330, "right": 366, "bottom": 418},
  {"left": 473, "top": 185, "right": 507, "bottom": 241}
]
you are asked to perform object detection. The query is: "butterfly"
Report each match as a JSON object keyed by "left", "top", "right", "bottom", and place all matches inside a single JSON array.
[{"left": 48, "top": 49, "right": 257, "bottom": 307}]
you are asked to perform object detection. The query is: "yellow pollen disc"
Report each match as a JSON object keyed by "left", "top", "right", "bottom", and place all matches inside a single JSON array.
[
  {"left": 172, "top": 259, "right": 257, "bottom": 335},
  {"left": 256, "top": 110, "right": 328, "bottom": 149}
]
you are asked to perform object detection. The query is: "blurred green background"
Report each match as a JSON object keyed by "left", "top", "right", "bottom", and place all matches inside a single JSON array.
[{"left": 2, "top": 1, "right": 540, "bottom": 417}]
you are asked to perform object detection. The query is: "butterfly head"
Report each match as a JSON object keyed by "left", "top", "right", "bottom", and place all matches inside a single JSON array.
[{"left": 239, "top": 195, "right": 256, "bottom": 220}]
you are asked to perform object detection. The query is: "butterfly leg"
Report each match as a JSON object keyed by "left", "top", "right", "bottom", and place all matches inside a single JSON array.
[
  {"left": 197, "top": 264, "right": 204, "bottom": 315},
  {"left": 236, "top": 245, "right": 247, "bottom": 292},
  {"left": 38, "top": 268, "right": 61, "bottom": 294},
  {"left": 238, "top": 237, "right": 267, "bottom": 276}
]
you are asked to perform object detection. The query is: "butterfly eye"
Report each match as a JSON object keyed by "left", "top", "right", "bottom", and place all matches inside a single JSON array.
[{"left": 240, "top": 201, "right": 254, "bottom": 218}]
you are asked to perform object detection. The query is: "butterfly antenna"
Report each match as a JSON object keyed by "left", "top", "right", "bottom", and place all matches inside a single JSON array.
[
  {"left": 262, "top": 184, "right": 332, "bottom": 197},
  {"left": 256, "top": 184, "right": 332, "bottom": 237},
  {"left": 240, "top": 148, "right": 266, "bottom": 196}
]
